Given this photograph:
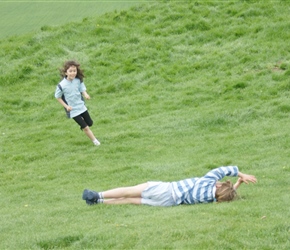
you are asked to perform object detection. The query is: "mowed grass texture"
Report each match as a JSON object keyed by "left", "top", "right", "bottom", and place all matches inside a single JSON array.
[
  {"left": 0, "top": 0, "right": 144, "bottom": 39},
  {"left": 0, "top": 0, "right": 290, "bottom": 249}
]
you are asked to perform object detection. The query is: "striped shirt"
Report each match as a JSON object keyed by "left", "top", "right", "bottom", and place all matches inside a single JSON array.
[{"left": 171, "top": 166, "right": 239, "bottom": 205}]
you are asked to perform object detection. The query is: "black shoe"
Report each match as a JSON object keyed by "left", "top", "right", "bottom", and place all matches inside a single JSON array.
[{"left": 82, "top": 189, "right": 100, "bottom": 205}]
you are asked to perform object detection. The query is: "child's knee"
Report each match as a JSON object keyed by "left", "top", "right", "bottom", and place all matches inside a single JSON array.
[
  {"left": 87, "top": 120, "right": 93, "bottom": 127},
  {"left": 82, "top": 126, "right": 90, "bottom": 132}
]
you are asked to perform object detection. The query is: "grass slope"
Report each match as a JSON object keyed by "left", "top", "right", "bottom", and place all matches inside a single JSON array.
[
  {"left": 0, "top": 0, "right": 290, "bottom": 249},
  {"left": 0, "top": 0, "right": 144, "bottom": 39}
]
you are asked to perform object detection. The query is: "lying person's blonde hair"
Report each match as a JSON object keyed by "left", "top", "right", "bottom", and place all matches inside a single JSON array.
[{"left": 215, "top": 180, "right": 237, "bottom": 202}]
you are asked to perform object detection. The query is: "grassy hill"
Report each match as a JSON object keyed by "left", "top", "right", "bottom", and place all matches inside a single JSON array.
[
  {"left": 0, "top": 0, "right": 143, "bottom": 39},
  {"left": 0, "top": 0, "right": 289, "bottom": 249}
]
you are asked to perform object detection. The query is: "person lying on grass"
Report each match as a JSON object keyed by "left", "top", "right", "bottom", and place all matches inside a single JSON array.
[{"left": 82, "top": 166, "right": 257, "bottom": 206}]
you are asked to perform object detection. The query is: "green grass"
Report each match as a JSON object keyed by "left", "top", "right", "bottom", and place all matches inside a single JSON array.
[
  {"left": 0, "top": 0, "right": 144, "bottom": 39},
  {"left": 1, "top": 0, "right": 290, "bottom": 249}
]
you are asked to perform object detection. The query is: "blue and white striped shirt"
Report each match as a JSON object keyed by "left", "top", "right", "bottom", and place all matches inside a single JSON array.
[{"left": 171, "top": 166, "right": 239, "bottom": 205}]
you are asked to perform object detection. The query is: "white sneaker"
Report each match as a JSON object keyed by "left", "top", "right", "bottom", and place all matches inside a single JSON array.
[{"left": 93, "top": 139, "right": 101, "bottom": 146}]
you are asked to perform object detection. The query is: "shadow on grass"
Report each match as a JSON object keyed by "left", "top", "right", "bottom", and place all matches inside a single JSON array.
[{"left": 37, "top": 235, "right": 83, "bottom": 249}]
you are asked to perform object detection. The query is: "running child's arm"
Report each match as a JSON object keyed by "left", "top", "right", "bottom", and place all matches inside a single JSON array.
[
  {"left": 57, "top": 98, "right": 72, "bottom": 111},
  {"left": 82, "top": 91, "right": 90, "bottom": 100}
]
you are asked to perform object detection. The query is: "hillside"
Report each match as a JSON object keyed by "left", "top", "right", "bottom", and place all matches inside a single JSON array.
[
  {"left": 0, "top": 1, "right": 289, "bottom": 249},
  {"left": 0, "top": 0, "right": 142, "bottom": 39}
]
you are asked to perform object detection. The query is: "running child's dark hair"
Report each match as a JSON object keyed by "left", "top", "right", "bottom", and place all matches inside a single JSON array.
[{"left": 60, "top": 60, "right": 84, "bottom": 82}]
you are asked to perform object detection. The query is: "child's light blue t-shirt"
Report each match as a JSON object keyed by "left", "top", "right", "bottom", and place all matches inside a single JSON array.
[{"left": 55, "top": 78, "right": 87, "bottom": 118}]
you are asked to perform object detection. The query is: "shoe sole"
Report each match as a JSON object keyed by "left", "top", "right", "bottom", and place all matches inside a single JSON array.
[{"left": 82, "top": 189, "right": 90, "bottom": 200}]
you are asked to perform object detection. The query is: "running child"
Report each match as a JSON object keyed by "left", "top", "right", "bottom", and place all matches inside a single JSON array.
[{"left": 55, "top": 60, "right": 100, "bottom": 146}]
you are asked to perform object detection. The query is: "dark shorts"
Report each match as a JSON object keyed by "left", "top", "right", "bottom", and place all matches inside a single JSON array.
[{"left": 73, "top": 110, "right": 93, "bottom": 129}]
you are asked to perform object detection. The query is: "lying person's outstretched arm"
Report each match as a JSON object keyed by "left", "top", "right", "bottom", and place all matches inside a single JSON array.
[{"left": 234, "top": 172, "right": 257, "bottom": 190}]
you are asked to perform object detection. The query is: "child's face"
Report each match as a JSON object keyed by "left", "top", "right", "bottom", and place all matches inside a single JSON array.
[{"left": 65, "top": 65, "right": 77, "bottom": 81}]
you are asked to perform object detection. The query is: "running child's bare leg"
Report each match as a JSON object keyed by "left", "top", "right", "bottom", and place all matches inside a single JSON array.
[
  {"left": 83, "top": 126, "right": 96, "bottom": 140},
  {"left": 83, "top": 126, "right": 100, "bottom": 145}
]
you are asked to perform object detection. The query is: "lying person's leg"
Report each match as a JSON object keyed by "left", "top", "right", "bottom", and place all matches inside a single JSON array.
[
  {"left": 103, "top": 198, "right": 142, "bottom": 205},
  {"left": 102, "top": 183, "right": 148, "bottom": 199},
  {"left": 82, "top": 183, "right": 148, "bottom": 205}
]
